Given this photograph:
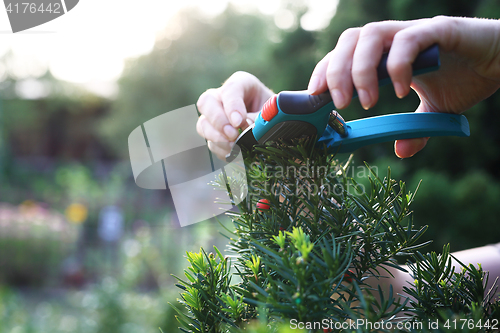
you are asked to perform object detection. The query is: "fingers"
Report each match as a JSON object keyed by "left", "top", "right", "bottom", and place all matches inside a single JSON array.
[
  {"left": 308, "top": 28, "right": 361, "bottom": 109},
  {"left": 196, "top": 115, "right": 229, "bottom": 144},
  {"left": 308, "top": 51, "right": 332, "bottom": 95},
  {"left": 197, "top": 89, "right": 239, "bottom": 142},
  {"left": 394, "top": 137, "right": 429, "bottom": 158},
  {"left": 220, "top": 80, "right": 247, "bottom": 128},
  {"left": 196, "top": 74, "right": 251, "bottom": 142},
  {"left": 196, "top": 71, "right": 272, "bottom": 160},
  {"left": 308, "top": 22, "right": 413, "bottom": 109},
  {"left": 326, "top": 28, "right": 360, "bottom": 109},
  {"left": 387, "top": 17, "right": 448, "bottom": 98},
  {"left": 308, "top": 19, "right": 437, "bottom": 110},
  {"left": 351, "top": 21, "right": 415, "bottom": 109},
  {"left": 197, "top": 115, "right": 234, "bottom": 161},
  {"left": 197, "top": 116, "right": 238, "bottom": 161},
  {"left": 197, "top": 71, "right": 268, "bottom": 145},
  {"left": 221, "top": 71, "right": 258, "bottom": 128},
  {"left": 207, "top": 141, "right": 233, "bottom": 161}
]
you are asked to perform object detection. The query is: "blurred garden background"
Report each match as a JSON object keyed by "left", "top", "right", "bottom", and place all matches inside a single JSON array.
[{"left": 1, "top": 0, "right": 500, "bottom": 332}]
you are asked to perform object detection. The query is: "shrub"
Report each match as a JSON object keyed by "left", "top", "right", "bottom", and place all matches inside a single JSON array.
[{"left": 173, "top": 139, "right": 500, "bottom": 332}]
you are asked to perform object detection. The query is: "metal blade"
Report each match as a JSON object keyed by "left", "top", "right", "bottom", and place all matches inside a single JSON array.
[{"left": 225, "top": 124, "right": 257, "bottom": 162}]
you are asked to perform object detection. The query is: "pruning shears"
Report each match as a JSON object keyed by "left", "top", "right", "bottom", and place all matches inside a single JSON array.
[{"left": 226, "top": 44, "right": 470, "bottom": 162}]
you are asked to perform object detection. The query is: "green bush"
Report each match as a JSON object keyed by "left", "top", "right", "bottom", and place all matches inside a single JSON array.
[{"left": 173, "top": 139, "right": 500, "bottom": 332}]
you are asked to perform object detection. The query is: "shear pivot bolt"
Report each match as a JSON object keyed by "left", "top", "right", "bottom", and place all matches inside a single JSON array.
[{"left": 328, "top": 111, "right": 348, "bottom": 137}]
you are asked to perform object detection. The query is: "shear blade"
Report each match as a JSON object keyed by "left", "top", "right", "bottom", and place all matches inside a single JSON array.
[{"left": 225, "top": 124, "right": 257, "bottom": 162}]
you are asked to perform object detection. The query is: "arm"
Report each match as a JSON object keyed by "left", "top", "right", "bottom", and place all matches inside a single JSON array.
[{"left": 370, "top": 244, "right": 500, "bottom": 306}]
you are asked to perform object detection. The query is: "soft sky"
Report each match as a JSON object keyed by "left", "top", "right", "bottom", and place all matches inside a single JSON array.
[{"left": 0, "top": 0, "right": 337, "bottom": 97}]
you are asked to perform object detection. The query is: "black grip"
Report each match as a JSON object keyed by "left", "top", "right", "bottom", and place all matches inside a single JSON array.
[
  {"left": 278, "top": 90, "right": 332, "bottom": 116},
  {"left": 377, "top": 44, "right": 439, "bottom": 83},
  {"left": 278, "top": 44, "right": 439, "bottom": 115}
]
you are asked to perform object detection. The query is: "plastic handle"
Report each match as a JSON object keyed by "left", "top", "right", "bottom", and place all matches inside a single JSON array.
[
  {"left": 252, "top": 44, "right": 441, "bottom": 143},
  {"left": 277, "top": 44, "right": 440, "bottom": 115},
  {"left": 318, "top": 112, "right": 470, "bottom": 153}
]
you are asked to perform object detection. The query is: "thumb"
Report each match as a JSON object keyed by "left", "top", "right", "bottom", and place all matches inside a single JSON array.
[
  {"left": 394, "top": 101, "right": 436, "bottom": 158},
  {"left": 394, "top": 137, "right": 429, "bottom": 158}
]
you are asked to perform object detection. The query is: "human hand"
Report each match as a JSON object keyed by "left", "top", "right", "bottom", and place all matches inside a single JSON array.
[
  {"left": 308, "top": 16, "right": 500, "bottom": 158},
  {"left": 196, "top": 71, "right": 274, "bottom": 160}
]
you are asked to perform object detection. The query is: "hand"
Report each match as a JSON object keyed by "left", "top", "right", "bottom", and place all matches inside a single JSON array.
[
  {"left": 308, "top": 16, "right": 500, "bottom": 158},
  {"left": 196, "top": 71, "right": 274, "bottom": 160}
]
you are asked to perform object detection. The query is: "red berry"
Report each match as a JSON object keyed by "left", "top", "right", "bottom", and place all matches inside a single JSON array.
[
  {"left": 323, "top": 328, "right": 332, "bottom": 333},
  {"left": 343, "top": 270, "right": 354, "bottom": 283},
  {"left": 256, "top": 199, "right": 270, "bottom": 210}
]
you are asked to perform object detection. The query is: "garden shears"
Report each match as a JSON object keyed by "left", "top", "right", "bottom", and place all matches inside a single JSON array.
[{"left": 226, "top": 44, "right": 470, "bottom": 162}]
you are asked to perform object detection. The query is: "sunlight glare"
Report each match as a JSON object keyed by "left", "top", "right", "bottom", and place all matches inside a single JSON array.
[{"left": 0, "top": 0, "right": 338, "bottom": 96}]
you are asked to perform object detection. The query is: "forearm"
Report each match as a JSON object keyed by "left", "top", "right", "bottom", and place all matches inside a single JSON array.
[{"left": 372, "top": 244, "right": 500, "bottom": 305}]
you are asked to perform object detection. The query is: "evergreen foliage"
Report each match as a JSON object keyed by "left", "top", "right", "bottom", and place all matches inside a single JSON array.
[{"left": 172, "top": 139, "right": 500, "bottom": 332}]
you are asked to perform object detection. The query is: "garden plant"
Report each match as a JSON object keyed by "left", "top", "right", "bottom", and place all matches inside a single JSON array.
[{"left": 172, "top": 138, "right": 500, "bottom": 332}]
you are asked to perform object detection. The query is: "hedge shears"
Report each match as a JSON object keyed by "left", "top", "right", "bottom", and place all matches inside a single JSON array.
[{"left": 226, "top": 45, "right": 470, "bottom": 162}]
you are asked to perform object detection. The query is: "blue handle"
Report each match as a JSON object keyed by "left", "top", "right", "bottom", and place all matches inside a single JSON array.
[
  {"left": 253, "top": 44, "right": 440, "bottom": 142},
  {"left": 317, "top": 112, "right": 470, "bottom": 153}
]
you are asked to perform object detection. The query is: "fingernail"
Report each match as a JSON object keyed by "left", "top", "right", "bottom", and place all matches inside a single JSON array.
[
  {"left": 394, "top": 81, "right": 405, "bottom": 99},
  {"left": 308, "top": 75, "right": 319, "bottom": 93},
  {"left": 230, "top": 112, "right": 242, "bottom": 127},
  {"left": 223, "top": 124, "right": 238, "bottom": 140},
  {"left": 394, "top": 140, "right": 404, "bottom": 159},
  {"left": 331, "top": 89, "right": 346, "bottom": 109},
  {"left": 357, "top": 89, "right": 372, "bottom": 110}
]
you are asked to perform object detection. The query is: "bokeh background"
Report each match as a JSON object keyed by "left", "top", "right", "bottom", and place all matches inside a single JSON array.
[{"left": 1, "top": 0, "right": 500, "bottom": 332}]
